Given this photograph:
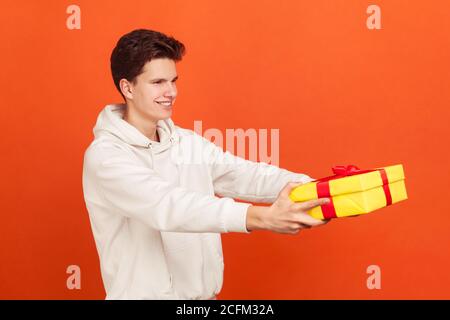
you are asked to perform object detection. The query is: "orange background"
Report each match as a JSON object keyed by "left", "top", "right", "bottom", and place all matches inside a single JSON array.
[{"left": 1, "top": 0, "right": 449, "bottom": 299}]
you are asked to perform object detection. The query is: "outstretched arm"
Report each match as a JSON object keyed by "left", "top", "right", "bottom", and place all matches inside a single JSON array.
[
  {"left": 84, "top": 144, "right": 251, "bottom": 233},
  {"left": 203, "top": 137, "right": 314, "bottom": 203}
]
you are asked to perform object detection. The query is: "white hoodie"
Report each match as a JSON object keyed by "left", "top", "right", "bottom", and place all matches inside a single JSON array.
[{"left": 82, "top": 103, "right": 312, "bottom": 300}]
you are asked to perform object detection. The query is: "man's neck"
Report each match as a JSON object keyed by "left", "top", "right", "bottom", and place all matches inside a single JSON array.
[{"left": 123, "top": 105, "right": 160, "bottom": 142}]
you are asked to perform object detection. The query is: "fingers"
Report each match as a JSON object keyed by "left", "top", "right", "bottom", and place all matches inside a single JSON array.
[
  {"left": 295, "top": 198, "right": 331, "bottom": 211},
  {"left": 285, "top": 221, "right": 321, "bottom": 235},
  {"left": 285, "top": 222, "right": 307, "bottom": 235},
  {"left": 290, "top": 198, "right": 330, "bottom": 213},
  {"left": 289, "top": 198, "right": 331, "bottom": 227},
  {"left": 298, "top": 213, "right": 327, "bottom": 227},
  {"left": 283, "top": 217, "right": 330, "bottom": 235}
]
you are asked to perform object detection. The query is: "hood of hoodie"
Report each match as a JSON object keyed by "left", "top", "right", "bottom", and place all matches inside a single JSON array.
[{"left": 93, "top": 103, "right": 179, "bottom": 154}]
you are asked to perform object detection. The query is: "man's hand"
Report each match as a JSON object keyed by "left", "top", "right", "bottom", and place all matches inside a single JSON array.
[{"left": 246, "top": 182, "right": 330, "bottom": 234}]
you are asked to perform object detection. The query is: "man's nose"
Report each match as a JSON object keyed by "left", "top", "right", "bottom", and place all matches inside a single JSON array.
[{"left": 164, "top": 82, "right": 177, "bottom": 97}]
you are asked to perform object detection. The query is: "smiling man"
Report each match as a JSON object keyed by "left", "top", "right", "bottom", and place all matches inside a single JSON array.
[{"left": 82, "top": 28, "right": 329, "bottom": 300}]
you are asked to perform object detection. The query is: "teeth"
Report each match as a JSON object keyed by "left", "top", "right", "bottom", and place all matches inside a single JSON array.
[{"left": 157, "top": 101, "right": 172, "bottom": 106}]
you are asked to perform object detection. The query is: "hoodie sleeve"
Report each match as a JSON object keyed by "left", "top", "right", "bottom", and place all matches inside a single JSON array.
[
  {"left": 201, "top": 137, "right": 314, "bottom": 203},
  {"left": 86, "top": 144, "right": 251, "bottom": 234}
]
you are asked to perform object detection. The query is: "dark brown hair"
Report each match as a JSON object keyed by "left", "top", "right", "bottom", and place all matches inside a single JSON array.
[{"left": 110, "top": 29, "right": 186, "bottom": 101}]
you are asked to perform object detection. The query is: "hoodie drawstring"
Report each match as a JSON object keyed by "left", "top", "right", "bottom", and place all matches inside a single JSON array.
[
  {"left": 172, "top": 138, "right": 182, "bottom": 187},
  {"left": 147, "top": 143, "right": 155, "bottom": 169},
  {"left": 148, "top": 137, "right": 179, "bottom": 187}
]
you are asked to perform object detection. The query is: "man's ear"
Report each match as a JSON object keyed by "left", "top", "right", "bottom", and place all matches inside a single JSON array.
[{"left": 119, "top": 79, "right": 133, "bottom": 100}]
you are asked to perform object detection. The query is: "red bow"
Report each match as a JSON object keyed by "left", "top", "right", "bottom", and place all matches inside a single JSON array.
[{"left": 332, "top": 165, "right": 363, "bottom": 176}]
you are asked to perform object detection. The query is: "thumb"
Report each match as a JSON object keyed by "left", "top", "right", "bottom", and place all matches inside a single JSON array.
[{"left": 278, "top": 181, "right": 304, "bottom": 198}]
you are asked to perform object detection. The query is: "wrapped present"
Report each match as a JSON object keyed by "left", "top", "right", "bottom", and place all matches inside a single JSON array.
[{"left": 289, "top": 164, "right": 408, "bottom": 220}]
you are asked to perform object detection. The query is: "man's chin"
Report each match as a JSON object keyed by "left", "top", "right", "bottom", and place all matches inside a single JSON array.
[{"left": 156, "top": 109, "right": 173, "bottom": 121}]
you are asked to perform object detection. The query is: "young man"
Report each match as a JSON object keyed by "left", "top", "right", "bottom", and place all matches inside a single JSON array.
[{"left": 82, "top": 29, "right": 329, "bottom": 300}]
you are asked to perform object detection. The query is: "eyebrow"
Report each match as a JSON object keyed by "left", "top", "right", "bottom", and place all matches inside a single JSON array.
[{"left": 151, "top": 76, "right": 178, "bottom": 82}]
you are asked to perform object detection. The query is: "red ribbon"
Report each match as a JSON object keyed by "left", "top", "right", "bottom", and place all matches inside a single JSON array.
[{"left": 314, "top": 165, "right": 393, "bottom": 219}]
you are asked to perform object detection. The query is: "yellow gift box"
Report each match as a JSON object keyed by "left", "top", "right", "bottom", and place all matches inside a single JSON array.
[{"left": 289, "top": 164, "right": 408, "bottom": 220}]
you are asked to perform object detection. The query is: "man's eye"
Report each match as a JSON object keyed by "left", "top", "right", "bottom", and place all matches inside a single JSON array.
[{"left": 153, "top": 80, "right": 176, "bottom": 84}]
